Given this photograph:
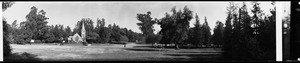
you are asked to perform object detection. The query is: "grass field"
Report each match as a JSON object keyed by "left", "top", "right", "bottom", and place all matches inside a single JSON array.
[{"left": 9, "top": 43, "right": 224, "bottom": 61}]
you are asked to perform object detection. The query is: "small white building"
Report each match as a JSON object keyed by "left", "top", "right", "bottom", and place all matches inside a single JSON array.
[{"left": 71, "top": 33, "right": 83, "bottom": 43}]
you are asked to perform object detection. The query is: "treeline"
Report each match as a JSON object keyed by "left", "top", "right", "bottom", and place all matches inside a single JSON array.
[
  {"left": 137, "top": 2, "right": 276, "bottom": 60},
  {"left": 6, "top": 6, "right": 143, "bottom": 44},
  {"left": 222, "top": 2, "right": 276, "bottom": 60},
  {"left": 137, "top": 6, "right": 219, "bottom": 49},
  {"left": 71, "top": 18, "right": 143, "bottom": 44}
]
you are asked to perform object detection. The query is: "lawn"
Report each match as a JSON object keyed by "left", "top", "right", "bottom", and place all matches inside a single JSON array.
[{"left": 9, "top": 43, "right": 224, "bottom": 61}]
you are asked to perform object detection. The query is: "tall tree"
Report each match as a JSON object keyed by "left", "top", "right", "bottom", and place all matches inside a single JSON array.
[
  {"left": 158, "top": 13, "right": 173, "bottom": 46},
  {"left": 51, "top": 24, "right": 65, "bottom": 42},
  {"left": 251, "top": 2, "right": 263, "bottom": 37},
  {"left": 222, "top": 2, "right": 275, "bottom": 60},
  {"left": 110, "top": 23, "right": 122, "bottom": 42},
  {"left": 65, "top": 26, "right": 72, "bottom": 37},
  {"left": 22, "top": 6, "right": 49, "bottom": 40},
  {"left": 190, "top": 13, "right": 202, "bottom": 47},
  {"left": 158, "top": 6, "right": 193, "bottom": 49},
  {"left": 2, "top": 1, "right": 14, "bottom": 57},
  {"left": 212, "top": 21, "right": 224, "bottom": 46},
  {"left": 256, "top": 2, "right": 276, "bottom": 59},
  {"left": 136, "top": 11, "right": 156, "bottom": 36},
  {"left": 95, "top": 18, "right": 111, "bottom": 43},
  {"left": 136, "top": 11, "right": 157, "bottom": 44},
  {"left": 222, "top": 2, "right": 236, "bottom": 59},
  {"left": 202, "top": 16, "right": 211, "bottom": 46}
]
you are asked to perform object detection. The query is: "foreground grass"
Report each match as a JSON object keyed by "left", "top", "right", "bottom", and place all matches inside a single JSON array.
[{"left": 9, "top": 43, "right": 223, "bottom": 61}]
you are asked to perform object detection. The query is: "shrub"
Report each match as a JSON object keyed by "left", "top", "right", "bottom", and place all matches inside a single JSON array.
[{"left": 34, "top": 40, "right": 43, "bottom": 43}]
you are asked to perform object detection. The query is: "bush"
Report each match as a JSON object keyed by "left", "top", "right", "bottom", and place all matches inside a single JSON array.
[
  {"left": 34, "top": 40, "right": 43, "bottom": 43},
  {"left": 82, "top": 42, "right": 89, "bottom": 46},
  {"left": 87, "top": 39, "right": 95, "bottom": 44}
]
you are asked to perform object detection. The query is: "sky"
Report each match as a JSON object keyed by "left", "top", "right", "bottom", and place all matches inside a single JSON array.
[{"left": 3, "top": 1, "right": 280, "bottom": 34}]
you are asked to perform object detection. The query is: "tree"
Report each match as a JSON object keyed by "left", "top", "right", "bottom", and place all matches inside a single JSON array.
[
  {"left": 136, "top": 11, "right": 156, "bottom": 36},
  {"left": 146, "top": 34, "right": 162, "bottom": 46},
  {"left": 2, "top": 1, "right": 14, "bottom": 12},
  {"left": 136, "top": 11, "right": 157, "bottom": 44},
  {"left": 212, "top": 21, "right": 224, "bottom": 46},
  {"left": 201, "top": 16, "right": 211, "bottom": 46},
  {"left": 223, "top": 2, "right": 260, "bottom": 60},
  {"left": 50, "top": 24, "right": 65, "bottom": 43},
  {"left": 43, "top": 29, "right": 56, "bottom": 43},
  {"left": 251, "top": 2, "right": 263, "bottom": 37},
  {"left": 21, "top": 6, "right": 49, "bottom": 41},
  {"left": 86, "top": 32, "right": 99, "bottom": 43},
  {"left": 110, "top": 23, "right": 123, "bottom": 42},
  {"left": 222, "top": 2, "right": 276, "bottom": 60},
  {"left": 3, "top": 1, "right": 14, "bottom": 57},
  {"left": 190, "top": 13, "right": 202, "bottom": 47},
  {"left": 119, "top": 35, "right": 129, "bottom": 42},
  {"left": 157, "top": 6, "right": 193, "bottom": 49},
  {"left": 3, "top": 20, "right": 12, "bottom": 57},
  {"left": 65, "top": 26, "right": 72, "bottom": 37},
  {"left": 222, "top": 2, "right": 236, "bottom": 59},
  {"left": 16, "top": 21, "right": 34, "bottom": 44},
  {"left": 126, "top": 29, "right": 140, "bottom": 42},
  {"left": 256, "top": 2, "right": 276, "bottom": 59},
  {"left": 158, "top": 13, "right": 173, "bottom": 46},
  {"left": 9, "top": 20, "right": 18, "bottom": 43},
  {"left": 95, "top": 18, "right": 111, "bottom": 43}
]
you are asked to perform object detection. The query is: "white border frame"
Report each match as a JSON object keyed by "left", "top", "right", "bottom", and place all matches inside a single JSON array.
[
  {"left": 0, "top": 1, "right": 3, "bottom": 61},
  {"left": 276, "top": 2, "right": 283, "bottom": 61}
]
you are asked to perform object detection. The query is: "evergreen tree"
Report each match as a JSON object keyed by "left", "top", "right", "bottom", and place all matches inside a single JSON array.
[
  {"left": 190, "top": 13, "right": 202, "bottom": 47},
  {"left": 212, "top": 21, "right": 224, "bottom": 46},
  {"left": 202, "top": 16, "right": 211, "bottom": 46}
]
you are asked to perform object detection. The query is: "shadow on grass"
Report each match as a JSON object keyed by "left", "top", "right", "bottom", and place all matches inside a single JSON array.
[
  {"left": 164, "top": 53, "right": 225, "bottom": 61},
  {"left": 163, "top": 53, "right": 273, "bottom": 62},
  {"left": 133, "top": 46, "right": 220, "bottom": 49},
  {"left": 124, "top": 48, "right": 167, "bottom": 51},
  {"left": 177, "top": 52, "right": 222, "bottom": 53},
  {"left": 4, "top": 52, "right": 42, "bottom": 62}
]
